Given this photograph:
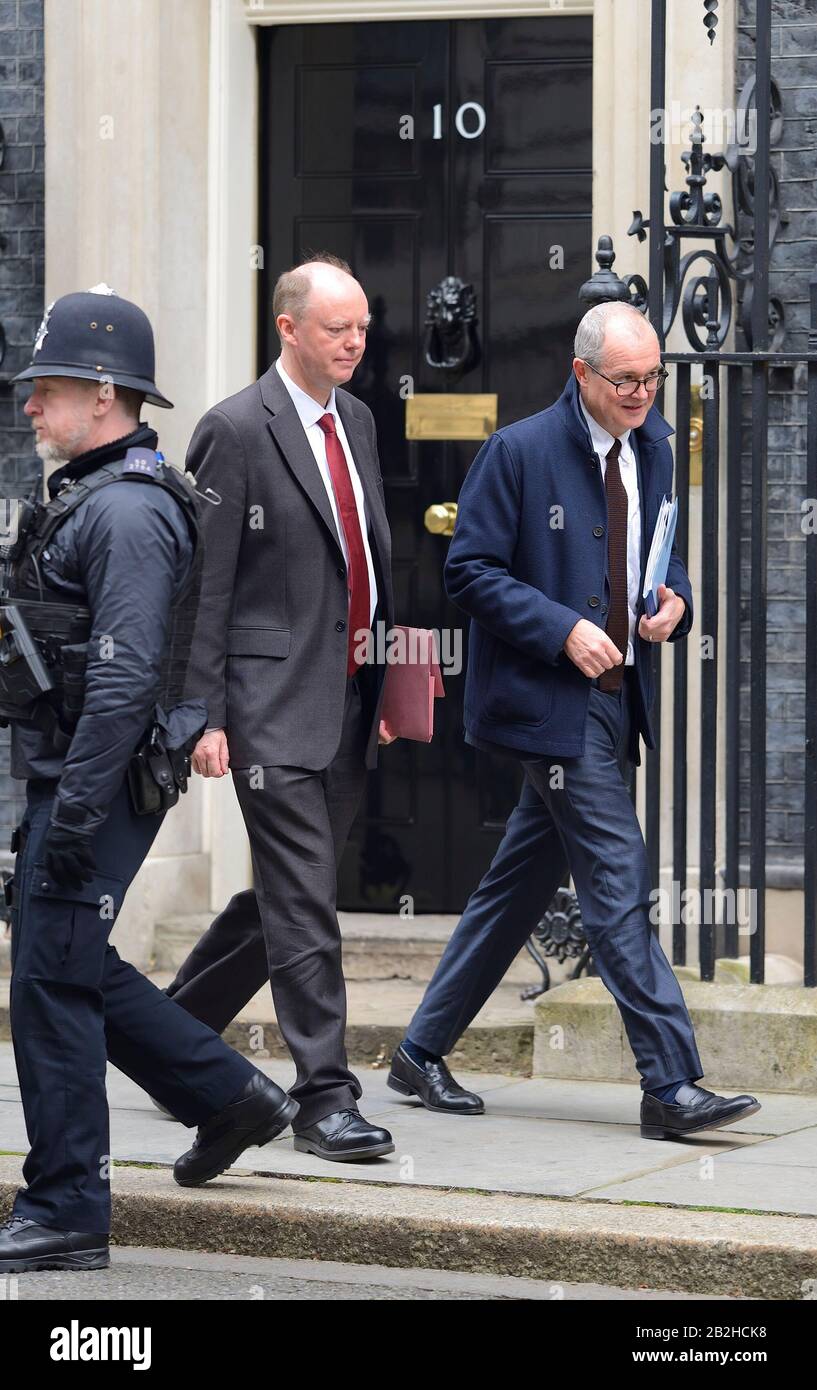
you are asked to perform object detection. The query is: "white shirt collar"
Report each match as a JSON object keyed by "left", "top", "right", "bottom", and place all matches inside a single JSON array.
[
  {"left": 579, "top": 396, "right": 632, "bottom": 460},
  {"left": 275, "top": 357, "right": 337, "bottom": 428}
]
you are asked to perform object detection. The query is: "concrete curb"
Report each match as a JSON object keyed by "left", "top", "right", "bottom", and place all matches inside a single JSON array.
[{"left": 1, "top": 1158, "right": 814, "bottom": 1298}]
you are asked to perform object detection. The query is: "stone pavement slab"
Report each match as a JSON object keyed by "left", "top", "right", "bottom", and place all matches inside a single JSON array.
[
  {"left": 0, "top": 1044, "right": 814, "bottom": 1216},
  {"left": 591, "top": 1121, "right": 817, "bottom": 1217},
  {"left": 473, "top": 1076, "right": 817, "bottom": 1134}
]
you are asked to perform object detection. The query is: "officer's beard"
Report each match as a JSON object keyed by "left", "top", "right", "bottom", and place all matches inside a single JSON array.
[
  {"left": 35, "top": 439, "right": 71, "bottom": 468},
  {"left": 35, "top": 422, "right": 92, "bottom": 471}
]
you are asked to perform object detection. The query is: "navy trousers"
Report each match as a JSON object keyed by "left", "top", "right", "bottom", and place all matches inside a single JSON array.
[
  {"left": 9, "top": 778, "right": 255, "bottom": 1234},
  {"left": 408, "top": 672, "right": 703, "bottom": 1091}
]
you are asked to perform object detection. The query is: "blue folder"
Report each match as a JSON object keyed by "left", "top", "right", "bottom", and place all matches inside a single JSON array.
[{"left": 643, "top": 496, "right": 679, "bottom": 618}]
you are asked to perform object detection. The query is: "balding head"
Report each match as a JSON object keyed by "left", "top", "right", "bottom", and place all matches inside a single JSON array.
[
  {"left": 275, "top": 252, "right": 369, "bottom": 405},
  {"left": 273, "top": 254, "right": 370, "bottom": 405},
  {"left": 273, "top": 255, "right": 359, "bottom": 335}
]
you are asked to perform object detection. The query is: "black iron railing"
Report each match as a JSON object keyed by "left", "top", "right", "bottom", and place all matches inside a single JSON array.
[{"left": 526, "top": 0, "right": 816, "bottom": 997}]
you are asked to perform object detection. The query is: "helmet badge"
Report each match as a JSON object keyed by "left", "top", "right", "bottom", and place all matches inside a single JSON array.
[{"left": 32, "top": 300, "right": 55, "bottom": 356}]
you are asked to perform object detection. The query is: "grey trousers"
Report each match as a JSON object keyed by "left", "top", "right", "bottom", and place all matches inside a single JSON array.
[{"left": 167, "top": 673, "right": 368, "bottom": 1127}]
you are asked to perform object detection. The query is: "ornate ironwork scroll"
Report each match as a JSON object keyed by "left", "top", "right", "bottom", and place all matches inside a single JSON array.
[
  {"left": 520, "top": 887, "right": 593, "bottom": 1001},
  {"left": 623, "top": 77, "right": 787, "bottom": 352}
]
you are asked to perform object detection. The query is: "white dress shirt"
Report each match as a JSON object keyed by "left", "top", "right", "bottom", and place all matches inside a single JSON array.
[
  {"left": 276, "top": 358, "right": 378, "bottom": 625},
  {"left": 579, "top": 397, "right": 641, "bottom": 665}
]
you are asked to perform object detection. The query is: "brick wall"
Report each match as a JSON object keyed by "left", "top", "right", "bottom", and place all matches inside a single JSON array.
[
  {"left": 0, "top": 0, "right": 44, "bottom": 856},
  {"left": 737, "top": 0, "right": 817, "bottom": 885}
]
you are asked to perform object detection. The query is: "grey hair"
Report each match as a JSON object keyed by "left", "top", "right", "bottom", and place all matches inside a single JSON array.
[{"left": 574, "top": 302, "right": 653, "bottom": 370}]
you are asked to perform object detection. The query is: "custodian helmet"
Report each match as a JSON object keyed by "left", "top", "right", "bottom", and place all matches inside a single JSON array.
[{"left": 12, "top": 283, "right": 173, "bottom": 408}]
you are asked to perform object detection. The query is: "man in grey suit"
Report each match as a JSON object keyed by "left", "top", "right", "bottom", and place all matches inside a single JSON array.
[{"left": 165, "top": 255, "right": 397, "bottom": 1162}]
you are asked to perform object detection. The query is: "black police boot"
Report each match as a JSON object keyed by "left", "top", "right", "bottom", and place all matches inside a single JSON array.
[
  {"left": 173, "top": 1073, "right": 299, "bottom": 1186},
  {"left": 0, "top": 1216, "right": 109, "bottom": 1273}
]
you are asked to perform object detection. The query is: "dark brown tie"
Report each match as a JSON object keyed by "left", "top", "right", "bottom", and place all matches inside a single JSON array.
[{"left": 597, "top": 438, "right": 629, "bottom": 693}]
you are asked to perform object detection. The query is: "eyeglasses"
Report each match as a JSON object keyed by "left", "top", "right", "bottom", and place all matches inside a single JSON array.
[{"left": 580, "top": 361, "right": 669, "bottom": 397}]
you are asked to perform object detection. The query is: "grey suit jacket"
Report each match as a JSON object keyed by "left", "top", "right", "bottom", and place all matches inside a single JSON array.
[{"left": 184, "top": 365, "right": 394, "bottom": 771}]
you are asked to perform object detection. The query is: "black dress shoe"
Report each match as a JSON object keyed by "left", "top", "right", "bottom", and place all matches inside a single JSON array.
[
  {"left": 0, "top": 1217, "right": 109, "bottom": 1273},
  {"left": 174, "top": 1072, "right": 299, "bottom": 1186},
  {"left": 641, "top": 1083, "right": 761, "bottom": 1140},
  {"left": 388, "top": 1045, "right": 485, "bottom": 1114},
  {"left": 293, "top": 1109, "right": 394, "bottom": 1162}
]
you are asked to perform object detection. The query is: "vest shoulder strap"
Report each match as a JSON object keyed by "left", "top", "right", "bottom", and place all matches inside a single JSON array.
[{"left": 30, "top": 449, "right": 200, "bottom": 558}]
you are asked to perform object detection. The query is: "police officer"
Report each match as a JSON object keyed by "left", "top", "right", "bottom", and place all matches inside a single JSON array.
[{"left": 0, "top": 286, "right": 298, "bottom": 1275}]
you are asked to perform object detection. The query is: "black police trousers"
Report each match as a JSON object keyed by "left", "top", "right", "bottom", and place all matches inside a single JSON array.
[{"left": 9, "top": 777, "right": 255, "bottom": 1234}]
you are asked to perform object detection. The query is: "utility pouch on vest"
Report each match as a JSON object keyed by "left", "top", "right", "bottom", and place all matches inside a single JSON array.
[
  {"left": 128, "top": 723, "right": 181, "bottom": 816},
  {"left": 126, "top": 700, "right": 207, "bottom": 817},
  {"left": 0, "top": 602, "right": 56, "bottom": 723},
  {"left": 47, "top": 642, "right": 91, "bottom": 755},
  {"left": 2, "top": 871, "right": 13, "bottom": 920},
  {"left": 60, "top": 642, "right": 89, "bottom": 726}
]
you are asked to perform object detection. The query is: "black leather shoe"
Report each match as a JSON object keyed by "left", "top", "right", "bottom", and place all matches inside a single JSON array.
[
  {"left": 0, "top": 1217, "right": 109, "bottom": 1273},
  {"left": 641, "top": 1083, "right": 761, "bottom": 1140},
  {"left": 388, "top": 1045, "right": 485, "bottom": 1114},
  {"left": 174, "top": 1073, "right": 299, "bottom": 1186},
  {"left": 293, "top": 1109, "right": 394, "bottom": 1162}
]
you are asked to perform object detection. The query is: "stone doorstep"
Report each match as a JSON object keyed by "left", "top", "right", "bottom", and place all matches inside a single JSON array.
[
  {"left": 534, "top": 977, "right": 817, "bottom": 1094},
  {"left": 0, "top": 975, "right": 537, "bottom": 1077},
  {"left": 220, "top": 1019, "right": 535, "bottom": 1078},
  {"left": 150, "top": 910, "right": 543, "bottom": 985},
  {"left": 2, "top": 954, "right": 815, "bottom": 1087},
  {"left": 0, "top": 1158, "right": 813, "bottom": 1298}
]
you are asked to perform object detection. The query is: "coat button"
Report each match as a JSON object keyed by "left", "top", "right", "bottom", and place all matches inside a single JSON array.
[
  {"left": 336, "top": 567, "right": 345, "bottom": 579},
  {"left": 335, "top": 619, "right": 346, "bottom": 632},
  {"left": 601, "top": 604, "right": 608, "bottom": 615},
  {"left": 593, "top": 525, "right": 604, "bottom": 537},
  {"left": 40, "top": 881, "right": 49, "bottom": 891},
  {"left": 588, "top": 596, "right": 600, "bottom": 608}
]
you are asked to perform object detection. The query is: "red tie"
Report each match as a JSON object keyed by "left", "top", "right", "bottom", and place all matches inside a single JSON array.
[{"left": 317, "top": 413, "right": 371, "bottom": 675}]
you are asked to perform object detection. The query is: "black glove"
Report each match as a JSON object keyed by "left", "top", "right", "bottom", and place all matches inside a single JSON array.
[{"left": 43, "top": 822, "right": 97, "bottom": 892}]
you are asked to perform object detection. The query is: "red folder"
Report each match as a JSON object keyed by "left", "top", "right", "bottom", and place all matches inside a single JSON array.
[{"left": 380, "top": 625, "right": 445, "bottom": 742}]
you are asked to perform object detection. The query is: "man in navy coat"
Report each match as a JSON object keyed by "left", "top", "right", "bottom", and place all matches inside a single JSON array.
[{"left": 387, "top": 302, "right": 760, "bottom": 1141}]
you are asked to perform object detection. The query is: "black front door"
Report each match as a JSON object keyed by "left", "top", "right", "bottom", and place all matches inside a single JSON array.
[{"left": 259, "top": 15, "right": 592, "bottom": 912}]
